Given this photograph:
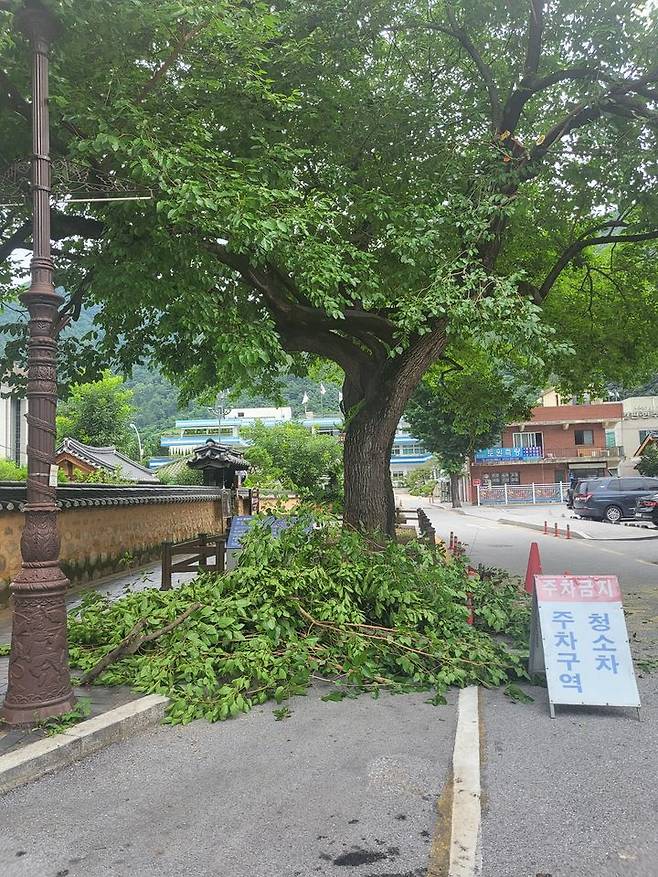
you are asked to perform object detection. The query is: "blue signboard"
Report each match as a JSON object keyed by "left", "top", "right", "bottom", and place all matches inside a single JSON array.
[
  {"left": 227, "top": 515, "right": 256, "bottom": 549},
  {"left": 474, "top": 446, "right": 543, "bottom": 462},
  {"left": 227, "top": 515, "right": 306, "bottom": 549}
]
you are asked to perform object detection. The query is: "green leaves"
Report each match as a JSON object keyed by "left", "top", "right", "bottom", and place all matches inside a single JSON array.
[
  {"left": 66, "top": 512, "right": 531, "bottom": 724},
  {"left": 56, "top": 371, "right": 135, "bottom": 450},
  {"left": 504, "top": 684, "right": 535, "bottom": 704}
]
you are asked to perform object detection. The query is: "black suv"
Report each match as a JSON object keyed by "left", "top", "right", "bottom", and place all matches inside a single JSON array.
[{"left": 572, "top": 476, "right": 658, "bottom": 523}]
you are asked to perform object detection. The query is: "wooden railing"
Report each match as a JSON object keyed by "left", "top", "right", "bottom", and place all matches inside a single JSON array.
[{"left": 161, "top": 531, "right": 226, "bottom": 591}]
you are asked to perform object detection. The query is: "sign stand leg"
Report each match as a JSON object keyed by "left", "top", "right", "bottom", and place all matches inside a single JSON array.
[
  {"left": 637, "top": 707, "right": 641, "bottom": 722},
  {"left": 549, "top": 701, "right": 556, "bottom": 719}
]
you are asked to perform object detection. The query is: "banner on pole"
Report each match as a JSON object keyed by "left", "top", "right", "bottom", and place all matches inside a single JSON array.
[{"left": 529, "top": 575, "right": 640, "bottom": 717}]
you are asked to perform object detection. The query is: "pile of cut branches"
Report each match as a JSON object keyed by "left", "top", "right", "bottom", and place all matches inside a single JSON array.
[{"left": 68, "top": 515, "right": 530, "bottom": 724}]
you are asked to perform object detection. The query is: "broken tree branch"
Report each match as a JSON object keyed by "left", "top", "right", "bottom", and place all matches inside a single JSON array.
[{"left": 78, "top": 602, "right": 202, "bottom": 684}]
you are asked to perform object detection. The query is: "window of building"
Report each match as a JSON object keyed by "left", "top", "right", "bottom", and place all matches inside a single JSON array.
[
  {"left": 490, "top": 472, "right": 520, "bottom": 485},
  {"left": 512, "top": 431, "right": 543, "bottom": 449},
  {"left": 574, "top": 429, "right": 594, "bottom": 446},
  {"left": 639, "top": 429, "right": 658, "bottom": 443}
]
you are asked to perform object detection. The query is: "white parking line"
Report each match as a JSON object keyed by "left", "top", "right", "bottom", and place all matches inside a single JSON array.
[{"left": 448, "top": 686, "right": 482, "bottom": 877}]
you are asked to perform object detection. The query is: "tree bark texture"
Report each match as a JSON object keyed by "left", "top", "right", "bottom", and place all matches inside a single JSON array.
[{"left": 342, "top": 328, "right": 448, "bottom": 537}]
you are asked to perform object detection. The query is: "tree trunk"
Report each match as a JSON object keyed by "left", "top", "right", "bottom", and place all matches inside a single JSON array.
[
  {"left": 343, "top": 401, "right": 398, "bottom": 537},
  {"left": 341, "top": 327, "right": 448, "bottom": 538},
  {"left": 450, "top": 472, "right": 462, "bottom": 508}
]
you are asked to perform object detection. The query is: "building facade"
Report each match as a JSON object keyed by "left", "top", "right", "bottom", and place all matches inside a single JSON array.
[
  {"left": 0, "top": 385, "right": 27, "bottom": 468},
  {"left": 150, "top": 408, "right": 431, "bottom": 482},
  {"left": 470, "top": 401, "right": 623, "bottom": 489},
  {"left": 613, "top": 396, "right": 658, "bottom": 475}
]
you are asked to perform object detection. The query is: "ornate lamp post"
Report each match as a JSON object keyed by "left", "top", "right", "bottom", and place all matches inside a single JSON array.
[{"left": 1, "top": 0, "right": 76, "bottom": 723}]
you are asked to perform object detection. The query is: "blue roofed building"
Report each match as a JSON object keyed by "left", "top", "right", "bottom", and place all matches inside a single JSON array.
[{"left": 150, "top": 406, "right": 431, "bottom": 484}]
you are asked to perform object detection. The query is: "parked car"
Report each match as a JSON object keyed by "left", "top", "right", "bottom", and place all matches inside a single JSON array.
[
  {"left": 566, "top": 476, "right": 608, "bottom": 510},
  {"left": 572, "top": 476, "right": 658, "bottom": 523},
  {"left": 634, "top": 493, "right": 658, "bottom": 527}
]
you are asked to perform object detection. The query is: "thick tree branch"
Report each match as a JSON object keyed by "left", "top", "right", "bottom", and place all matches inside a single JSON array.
[
  {"left": 277, "top": 321, "right": 373, "bottom": 376},
  {"left": 444, "top": 8, "right": 502, "bottom": 129},
  {"left": 387, "top": 15, "right": 502, "bottom": 127},
  {"left": 205, "top": 240, "right": 397, "bottom": 358},
  {"left": 523, "top": 1, "right": 544, "bottom": 79},
  {"left": 537, "top": 229, "right": 658, "bottom": 302},
  {"left": 137, "top": 22, "right": 205, "bottom": 102},
  {"left": 1, "top": 213, "right": 104, "bottom": 262}
]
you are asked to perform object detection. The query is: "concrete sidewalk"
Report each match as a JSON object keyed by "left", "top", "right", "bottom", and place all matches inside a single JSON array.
[{"left": 417, "top": 500, "right": 658, "bottom": 541}]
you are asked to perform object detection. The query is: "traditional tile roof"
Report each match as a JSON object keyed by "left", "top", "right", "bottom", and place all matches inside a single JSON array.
[
  {"left": 187, "top": 440, "right": 249, "bottom": 471},
  {"left": 56, "top": 437, "right": 159, "bottom": 482}
]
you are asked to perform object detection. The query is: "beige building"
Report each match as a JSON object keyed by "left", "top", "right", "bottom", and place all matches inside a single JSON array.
[
  {"left": 0, "top": 384, "right": 27, "bottom": 468},
  {"left": 615, "top": 396, "right": 658, "bottom": 475}
]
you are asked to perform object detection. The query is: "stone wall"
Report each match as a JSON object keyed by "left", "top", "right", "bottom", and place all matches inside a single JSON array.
[{"left": 0, "top": 487, "right": 231, "bottom": 601}]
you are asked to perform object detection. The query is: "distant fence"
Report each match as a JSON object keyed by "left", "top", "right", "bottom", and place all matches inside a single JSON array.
[{"left": 476, "top": 482, "right": 565, "bottom": 506}]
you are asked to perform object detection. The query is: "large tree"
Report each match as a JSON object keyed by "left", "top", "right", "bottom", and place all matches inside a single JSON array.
[{"left": 1, "top": 0, "right": 657, "bottom": 535}]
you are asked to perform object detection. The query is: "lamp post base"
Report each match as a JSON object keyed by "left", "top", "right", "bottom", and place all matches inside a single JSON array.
[
  {"left": 1, "top": 562, "right": 76, "bottom": 726},
  {"left": 1, "top": 692, "right": 77, "bottom": 726}
]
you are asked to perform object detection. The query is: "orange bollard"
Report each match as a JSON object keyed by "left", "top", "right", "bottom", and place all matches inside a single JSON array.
[
  {"left": 524, "top": 542, "right": 542, "bottom": 594},
  {"left": 544, "top": 521, "right": 548, "bottom": 535},
  {"left": 554, "top": 522, "right": 559, "bottom": 537},
  {"left": 566, "top": 524, "right": 571, "bottom": 540}
]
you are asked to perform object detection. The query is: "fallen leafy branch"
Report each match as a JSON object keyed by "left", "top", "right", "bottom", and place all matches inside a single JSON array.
[
  {"left": 78, "top": 602, "right": 202, "bottom": 684},
  {"left": 67, "top": 514, "right": 530, "bottom": 724}
]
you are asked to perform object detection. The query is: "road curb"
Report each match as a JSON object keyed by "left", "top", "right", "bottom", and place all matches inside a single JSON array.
[
  {"left": 448, "top": 686, "right": 482, "bottom": 877},
  {"left": 0, "top": 693, "right": 169, "bottom": 796},
  {"left": 496, "top": 517, "right": 658, "bottom": 542},
  {"left": 498, "top": 518, "right": 586, "bottom": 539}
]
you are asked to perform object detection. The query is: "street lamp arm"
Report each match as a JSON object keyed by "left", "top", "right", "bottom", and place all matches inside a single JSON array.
[{"left": 129, "top": 422, "right": 143, "bottom": 460}]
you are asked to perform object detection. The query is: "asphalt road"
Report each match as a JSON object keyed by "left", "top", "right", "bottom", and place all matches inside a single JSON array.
[
  {"left": 1, "top": 506, "right": 656, "bottom": 877},
  {"left": 420, "top": 501, "right": 658, "bottom": 876},
  {"left": 480, "top": 676, "right": 658, "bottom": 877},
  {"left": 418, "top": 502, "right": 658, "bottom": 672},
  {"left": 0, "top": 687, "right": 458, "bottom": 877}
]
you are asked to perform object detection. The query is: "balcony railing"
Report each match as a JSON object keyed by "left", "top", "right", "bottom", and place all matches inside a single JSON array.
[
  {"left": 474, "top": 445, "right": 624, "bottom": 463},
  {"left": 542, "top": 446, "right": 624, "bottom": 460}
]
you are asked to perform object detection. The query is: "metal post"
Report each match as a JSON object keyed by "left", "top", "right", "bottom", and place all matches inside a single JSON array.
[
  {"left": 215, "top": 536, "right": 226, "bottom": 574},
  {"left": 504, "top": 483, "right": 508, "bottom": 505},
  {"left": 532, "top": 483, "right": 536, "bottom": 505},
  {"left": 559, "top": 481, "right": 564, "bottom": 503},
  {"left": 2, "top": 2, "right": 76, "bottom": 724},
  {"left": 198, "top": 532, "right": 208, "bottom": 572},
  {"left": 476, "top": 484, "right": 481, "bottom": 506},
  {"left": 129, "top": 423, "right": 143, "bottom": 460},
  {"left": 161, "top": 542, "right": 173, "bottom": 591}
]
